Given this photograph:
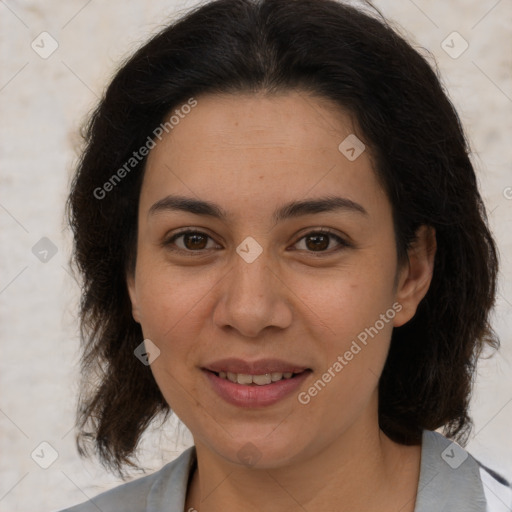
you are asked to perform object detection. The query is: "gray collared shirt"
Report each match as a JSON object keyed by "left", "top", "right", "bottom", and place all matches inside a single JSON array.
[{"left": 57, "top": 430, "right": 512, "bottom": 512}]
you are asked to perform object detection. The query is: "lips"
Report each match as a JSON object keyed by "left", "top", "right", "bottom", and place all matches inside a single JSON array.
[{"left": 202, "top": 358, "right": 312, "bottom": 407}]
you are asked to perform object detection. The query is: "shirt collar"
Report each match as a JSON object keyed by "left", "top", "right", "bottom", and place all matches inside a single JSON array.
[
  {"left": 147, "top": 445, "right": 197, "bottom": 512},
  {"left": 145, "top": 431, "right": 488, "bottom": 511},
  {"left": 414, "top": 430, "right": 487, "bottom": 511}
]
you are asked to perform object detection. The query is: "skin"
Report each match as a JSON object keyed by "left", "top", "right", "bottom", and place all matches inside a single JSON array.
[{"left": 127, "top": 91, "right": 436, "bottom": 512}]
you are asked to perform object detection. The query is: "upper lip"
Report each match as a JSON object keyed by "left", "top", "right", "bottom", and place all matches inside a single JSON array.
[{"left": 203, "top": 358, "right": 310, "bottom": 375}]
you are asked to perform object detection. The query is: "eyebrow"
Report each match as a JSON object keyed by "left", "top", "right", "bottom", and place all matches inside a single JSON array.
[{"left": 148, "top": 194, "right": 368, "bottom": 223}]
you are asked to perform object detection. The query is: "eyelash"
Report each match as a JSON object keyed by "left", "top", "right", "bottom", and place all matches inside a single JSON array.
[{"left": 163, "top": 228, "right": 351, "bottom": 256}]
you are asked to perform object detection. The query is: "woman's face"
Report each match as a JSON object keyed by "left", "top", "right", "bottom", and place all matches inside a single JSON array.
[{"left": 128, "top": 91, "right": 430, "bottom": 468}]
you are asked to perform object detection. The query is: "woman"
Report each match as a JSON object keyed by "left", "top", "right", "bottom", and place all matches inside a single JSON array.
[{"left": 59, "top": 0, "right": 511, "bottom": 510}]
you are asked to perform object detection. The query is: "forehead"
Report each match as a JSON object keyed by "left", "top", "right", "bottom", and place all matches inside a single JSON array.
[
  {"left": 141, "top": 91, "right": 387, "bottom": 219},
  {"left": 155, "top": 91, "right": 357, "bottom": 152}
]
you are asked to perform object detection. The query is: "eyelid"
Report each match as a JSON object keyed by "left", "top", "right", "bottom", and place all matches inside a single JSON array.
[
  {"left": 163, "top": 227, "right": 352, "bottom": 255},
  {"left": 290, "top": 228, "right": 351, "bottom": 252},
  {"left": 163, "top": 228, "right": 222, "bottom": 253}
]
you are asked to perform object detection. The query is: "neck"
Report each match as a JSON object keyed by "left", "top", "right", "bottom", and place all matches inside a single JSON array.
[{"left": 185, "top": 405, "right": 421, "bottom": 512}]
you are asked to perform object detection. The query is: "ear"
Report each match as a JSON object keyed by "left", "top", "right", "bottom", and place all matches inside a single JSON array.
[
  {"left": 126, "top": 272, "right": 141, "bottom": 324},
  {"left": 393, "top": 225, "right": 436, "bottom": 328}
]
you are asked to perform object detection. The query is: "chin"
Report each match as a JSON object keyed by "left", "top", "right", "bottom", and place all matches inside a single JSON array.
[{"left": 204, "top": 429, "right": 311, "bottom": 469}]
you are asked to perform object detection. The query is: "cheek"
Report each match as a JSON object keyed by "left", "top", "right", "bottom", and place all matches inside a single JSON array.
[
  {"left": 307, "top": 285, "right": 395, "bottom": 378},
  {"left": 295, "top": 278, "right": 397, "bottom": 430},
  {"left": 132, "top": 256, "right": 224, "bottom": 400},
  {"left": 134, "top": 251, "right": 216, "bottom": 338},
  {"left": 291, "top": 250, "right": 397, "bottom": 387},
  {"left": 295, "top": 257, "right": 397, "bottom": 341},
  {"left": 134, "top": 267, "right": 202, "bottom": 410}
]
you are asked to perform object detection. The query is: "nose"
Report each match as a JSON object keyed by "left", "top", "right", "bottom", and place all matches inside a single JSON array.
[{"left": 212, "top": 247, "right": 293, "bottom": 338}]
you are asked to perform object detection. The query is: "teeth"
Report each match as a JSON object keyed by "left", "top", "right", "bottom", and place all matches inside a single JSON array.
[
  {"left": 252, "top": 374, "right": 272, "bottom": 385},
  {"left": 217, "top": 371, "right": 296, "bottom": 385},
  {"left": 237, "top": 373, "right": 253, "bottom": 385}
]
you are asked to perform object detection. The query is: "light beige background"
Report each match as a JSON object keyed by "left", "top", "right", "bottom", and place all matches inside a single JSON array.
[{"left": 0, "top": 1, "right": 511, "bottom": 511}]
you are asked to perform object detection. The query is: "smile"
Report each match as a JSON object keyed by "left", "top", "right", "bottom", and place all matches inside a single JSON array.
[
  {"left": 202, "top": 365, "right": 312, "bottom": 408},
  {"left": 214, "top": 371, "right": 300, "bottom": 385}
]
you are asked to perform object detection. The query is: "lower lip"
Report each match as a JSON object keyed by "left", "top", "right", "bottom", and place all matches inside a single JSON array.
[{"left": 203, "top": 370, "right": 311, "bottom": 408}]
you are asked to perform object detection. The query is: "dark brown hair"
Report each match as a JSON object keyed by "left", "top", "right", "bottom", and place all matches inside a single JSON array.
[{"left": 67, "top": 0, "right": 499, "bottom": 478}]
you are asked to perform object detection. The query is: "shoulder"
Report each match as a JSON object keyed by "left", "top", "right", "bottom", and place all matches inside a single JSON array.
[
  {"left": 415, "top": 430, "right": 512, "bottom": 512},
  {"left": 56, "top": 446, "right": 196, "bottom": 512}
]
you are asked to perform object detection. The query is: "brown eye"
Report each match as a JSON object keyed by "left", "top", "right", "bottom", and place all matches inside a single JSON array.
[
  {"left": 305, "top": 233, "right": 330, "bottom": 251},
  {"left": 181, "top": 232, "right": 208, "bottom": 250},
  {"left": 165, "top": 230, "right": 219, "bottom": 253},
  {"left": 293, "top": 230, "right": 350, "bottom": 253}
]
